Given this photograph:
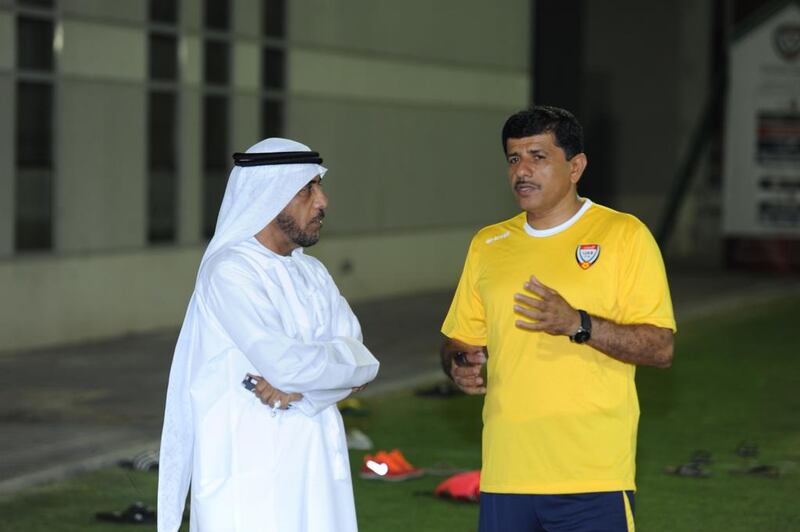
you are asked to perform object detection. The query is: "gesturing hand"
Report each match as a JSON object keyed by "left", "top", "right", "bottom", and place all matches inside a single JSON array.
[
  {"left": 513, "top": 275, "right": 581, "bottom": 336},
  {"left": 250, "top": 375, "right": 303, "bottom": 409}
]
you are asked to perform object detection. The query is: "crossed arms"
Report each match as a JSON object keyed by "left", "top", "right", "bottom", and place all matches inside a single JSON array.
[{"left": 207, "top": 260, "right": 379, "bottom": 415}]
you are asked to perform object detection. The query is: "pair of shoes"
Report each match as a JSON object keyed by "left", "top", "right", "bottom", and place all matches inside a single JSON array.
[
  {"left": 96, "top": 502, "right": 156, "bottom": 524},
  {"left": 735, "top": 441, "right": 759, "bottom": 458},
  {"left": 664, "top": 449, "right": 713, "bottom": 478},
  {"left": 664, "top": 462, "right": 711, "bottom": 478},
  {"left": 338, "top": 398, "right": 370, "bottom": 417},
  {"left": 346, "top": 428, "right": 374, "bottom": 451},
  {"left": 664, "top": 448, "right": 715, "bottom": 478},
  {"left": 414, "top": 381, "right": 461, "bottom": 398},
  {"left": 118, "top": 450, "right": 159, "bottom": 472},
  {"left": 731, "top": 464, "right": 780, "bottom": 478},
  {"left": 360, "top": 449, "right": 424, "bottom": 481}
]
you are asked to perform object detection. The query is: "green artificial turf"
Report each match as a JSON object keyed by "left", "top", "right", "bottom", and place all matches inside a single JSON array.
[{"left": 1, "top": 296, "right": 798, "bottom": 531}]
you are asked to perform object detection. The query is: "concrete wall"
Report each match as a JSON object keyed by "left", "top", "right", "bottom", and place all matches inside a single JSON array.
[
  {"left": 0, "top": 9, "right": 13, "bottom": 258},
  {"left": 0, "top": 74, "right": 12, "bottom": 259},
  {"left": 581, "top": 0, "right": 713, "bottom": 231},
  {"left": 0, "top": 0, "right": 529, "bottom": 351},
  {"left": 0, "top": 229, "right": 477, "bottom": 349}
]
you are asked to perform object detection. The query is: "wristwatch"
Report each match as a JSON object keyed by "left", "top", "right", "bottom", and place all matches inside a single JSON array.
[{"left": 570, "top": 309, "right": 592, "bottom": 344}]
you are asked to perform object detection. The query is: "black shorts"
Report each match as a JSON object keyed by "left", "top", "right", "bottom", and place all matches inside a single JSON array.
[{"left": 478, "top": 490, "right": 635, "bottom": 532}]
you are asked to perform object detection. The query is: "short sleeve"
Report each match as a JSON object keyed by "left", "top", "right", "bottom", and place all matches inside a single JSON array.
[
  {"left": 441, "top": 236, "right": 488, "bottom": 345},
  {"left": 617, "top": 221, "right": 676, "bottom": 331}
]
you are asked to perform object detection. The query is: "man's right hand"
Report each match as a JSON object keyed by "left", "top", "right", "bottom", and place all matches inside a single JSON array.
[
  {"left": 441, "top": 339, "right": 487, "bottom": 395},
  {"left": 452, "top": 350, "right": 487, "bottom": 394}
]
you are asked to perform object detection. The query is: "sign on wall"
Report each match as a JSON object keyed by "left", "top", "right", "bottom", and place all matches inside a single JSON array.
[{"left": 723, "top": 2, "right": 800, "bottom": 236}]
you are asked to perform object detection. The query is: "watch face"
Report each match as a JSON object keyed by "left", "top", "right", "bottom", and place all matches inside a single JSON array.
[{"left": 573, "top": 330, "right": 591, "bottom": 344}]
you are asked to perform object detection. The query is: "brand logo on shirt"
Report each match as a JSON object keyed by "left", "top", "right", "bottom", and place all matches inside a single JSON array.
[
  {"left": 485, "top": 231, "right": 510, "bottom": 245},
  {"left": 576, "top": 244, "right": 600, "bottom": 269}
]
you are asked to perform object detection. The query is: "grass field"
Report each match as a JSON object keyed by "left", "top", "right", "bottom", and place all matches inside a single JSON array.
[{"left": 1, "top": 296, "right": 798, "bottom": 531}]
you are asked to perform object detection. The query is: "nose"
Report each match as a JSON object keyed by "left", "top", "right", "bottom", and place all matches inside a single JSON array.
[
  {"left": 313, "top": 185, "right": 328, "bottom": 210},
  {"left": 514, "top": 159, "right": 533, "bottom": 180}
]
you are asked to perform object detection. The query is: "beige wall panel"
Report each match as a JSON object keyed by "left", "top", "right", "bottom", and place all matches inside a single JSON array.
[
  {"left": 233, "top": 41, "right": 260, "bottom": 91},
  {"left": 61, "top": 0, "right": 145, "bottom": 23},
  {"left": 181, "top": 0, "right": 201, "bottom": 32},
  {"left": 60, "top": 20, "right": 145, "bottom": 82},
  {"left": 287, "top": 97, "right": 518, "bottom": 234},
  {"left": 290, "top": 0, "right": 529, "bottom": 70},
  {"left": 57, "top": 81, "right": 146, "bottom": 252},
  {"left": 232, "top": 92, "right": 260, "bottom": 152},
  {"left": 0, "top": 10, "right": 12, "bottom": 72},
  {"left": 289, "top": 48, "right": 529, "bottom": 110},
  {"left": 0, "top": 226, "right": 477, "bottom": 351},
  {"left": 311, "top": 228, "right": 475, "bottom": 302},
  {"left": 0, "top": 247, "right": 201, "bottom": 352},
  {"left": 233, "top": 0, "right": 260, "bottom": 39},
  {"left": 180, "top": 34, "right": 202, "bottom": 86},
  {"left": 0, "top": 76, "right": 12, "bottom": 257},
  {"left": 178, "top": 89, "right": 202, "bottom": 244}
]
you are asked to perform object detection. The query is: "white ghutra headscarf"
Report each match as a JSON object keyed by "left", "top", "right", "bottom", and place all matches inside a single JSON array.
[{"left": 199, "top": 137, "right": 328, "bottom": 275}]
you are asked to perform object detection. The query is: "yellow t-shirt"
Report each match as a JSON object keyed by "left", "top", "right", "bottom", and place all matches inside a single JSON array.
[{"left": 441, "top": 200, "right": 675, "bottom": 494}]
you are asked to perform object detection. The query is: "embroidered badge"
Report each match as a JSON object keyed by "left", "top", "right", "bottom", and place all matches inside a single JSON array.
[{"left": 576, "top": 244, "right": 600, "bottom": 269}]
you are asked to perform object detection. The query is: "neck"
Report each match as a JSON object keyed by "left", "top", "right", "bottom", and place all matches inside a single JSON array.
[
  {"left": 255, "top": 222, "right": 297, "bottom": 256},
  {"left": 526, "top": 194, "right": 583, "bottom": 230}
]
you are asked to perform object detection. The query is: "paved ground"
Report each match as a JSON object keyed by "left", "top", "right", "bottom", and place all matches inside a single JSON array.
[{"left": 1, "top": 265, "right": 798, "bottom": 496}]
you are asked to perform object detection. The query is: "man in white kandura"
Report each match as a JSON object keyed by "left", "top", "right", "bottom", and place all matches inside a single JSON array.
[{"left": 158, "top": 138, "right": 380, "bottom": 532}]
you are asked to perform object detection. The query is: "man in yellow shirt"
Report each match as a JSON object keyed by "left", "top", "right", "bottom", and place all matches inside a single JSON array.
[{"left": 440, "top": 106, "right": 675, "bottom": 532}]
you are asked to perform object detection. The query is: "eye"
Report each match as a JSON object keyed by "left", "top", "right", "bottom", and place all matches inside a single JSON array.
[{"left": 507, "top": 155, "right": 519, "bottom": 165}]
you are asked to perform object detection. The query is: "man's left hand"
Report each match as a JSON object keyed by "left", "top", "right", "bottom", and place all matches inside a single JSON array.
[
  {"left": 251, "top": 375, "right": 303, "bottom": 409},
  {"left": 514, "top": 275, "right": 580, "bottom": 336}
]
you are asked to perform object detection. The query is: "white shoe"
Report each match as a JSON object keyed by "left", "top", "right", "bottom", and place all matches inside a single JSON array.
[{"left": 346, "top": 428, "right": 373, "bottom": 450}]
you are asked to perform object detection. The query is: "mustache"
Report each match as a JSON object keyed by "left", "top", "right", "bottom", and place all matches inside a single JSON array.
[
  {"left": 514, "top": 180, "right": 540, "bottom": 191},
  {"left": 312, "top": 210, "right": 326, "bottom": 223}
]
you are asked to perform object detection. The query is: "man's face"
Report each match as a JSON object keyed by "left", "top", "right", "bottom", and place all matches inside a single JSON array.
[
  {"left": 505, "top": 133, "right": 585, "bottom": 216},
  {"left": 275, "top": 175, "right": 328, "bottom": 248}
]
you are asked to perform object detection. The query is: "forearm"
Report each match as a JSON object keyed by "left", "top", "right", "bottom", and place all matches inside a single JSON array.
[
  {"left": 293, "top": 388, "right": 353, "bottom": 417},
  {"left": 587, "top": 316, "right": 674, "bottom": 368},
  {"left": 248, "top": 335, "right": 379, "bottom": 393}
]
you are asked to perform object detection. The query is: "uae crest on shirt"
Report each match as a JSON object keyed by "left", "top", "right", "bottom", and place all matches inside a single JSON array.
[{"left": 576, "top": 244, "right": 600, "bottom": 269}]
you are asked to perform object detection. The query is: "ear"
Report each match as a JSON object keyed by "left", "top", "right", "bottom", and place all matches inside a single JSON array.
[{"left": 569, "top": 153, "right": 588, "bottom": 184}]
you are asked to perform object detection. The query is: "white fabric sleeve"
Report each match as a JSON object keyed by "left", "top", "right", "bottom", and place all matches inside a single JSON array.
[
  {"left": 292, "top": 292, "right": 373, "bottom": 416},
  {"left": 204, "top": 260, "right": 379, "bottom": 397}
]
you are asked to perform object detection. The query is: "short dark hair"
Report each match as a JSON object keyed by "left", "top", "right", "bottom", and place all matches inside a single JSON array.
[{"left": 501, "top": 105, "right": 584, "bottom": 160}]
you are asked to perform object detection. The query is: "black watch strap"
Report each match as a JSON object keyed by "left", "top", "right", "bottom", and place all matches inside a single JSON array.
[{"left": 570, "top": 309, "right": 592, "bottom": 343}]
